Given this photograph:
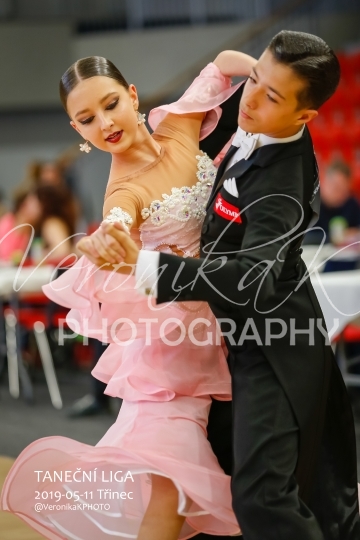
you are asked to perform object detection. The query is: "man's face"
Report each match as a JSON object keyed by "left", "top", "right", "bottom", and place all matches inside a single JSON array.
[{"left": 238, "top": 49, "right": 317, "bottom": 138}]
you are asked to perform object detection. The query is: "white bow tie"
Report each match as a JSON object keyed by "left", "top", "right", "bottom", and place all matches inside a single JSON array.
[
  {"left": 231, "top": 128, "right": 260, "bottom": 161},
  {"left": 223, "top": 129, "right": 259, "bottom": 198}
]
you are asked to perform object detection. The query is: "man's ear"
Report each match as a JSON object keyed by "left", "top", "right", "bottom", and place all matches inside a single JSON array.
[
  {"left": 296, "top": 109, "right": 318, "bottom": 125},
  {"left": 70, "top": 120, "right": 82, "bottom": 136}
]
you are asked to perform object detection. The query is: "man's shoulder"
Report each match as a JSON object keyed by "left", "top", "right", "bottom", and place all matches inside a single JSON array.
[
  {"left": 251, "top": 134, "right": 309, "bottom": 172},
  {"left": 250, "top": 149, "right": 304, "bottom": 181}
]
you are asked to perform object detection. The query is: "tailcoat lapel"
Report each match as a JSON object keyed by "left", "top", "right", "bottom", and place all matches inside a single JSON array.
[
  {"left": 207, "top": 130, "right": 317, "bottom": 212},
  {"left": 206, "top": 147, "right": 257, "bottom": 210},
  {"left": 309, "top": 159, "right": 320, "bottom": 227},
  {"left": 206, "top": 145, "right": 237, "bottom": 210}
]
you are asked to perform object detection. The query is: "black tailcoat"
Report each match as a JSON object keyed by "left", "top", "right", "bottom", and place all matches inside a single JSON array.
[{"left": 156, "top": 88, "right": 360, "bottom": 538}]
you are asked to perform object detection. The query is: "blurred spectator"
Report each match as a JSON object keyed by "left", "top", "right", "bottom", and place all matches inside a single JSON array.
[
  {"left": 34, "top": 185, "right": 79, "bottom": 263},
  {"left": 25, "top": 159, "right": 85, "bottom": 227},
  {"left": 305, "top": 160, "right": 360, "bottom": 245},
  {"left": 0, "top": 188, "right": 42, "bottom": 263},
  {"left": 57, "top": 146, "right": 95, "bottom": 226},
  {"left": 0, "top": 188, "right": 8, "bottom": 218},
  {"left": 0, "top": 184, "right": 80, "bottom": 264},
  {"left": 26, "top": 160, "right": 65, "bottom": 188}
]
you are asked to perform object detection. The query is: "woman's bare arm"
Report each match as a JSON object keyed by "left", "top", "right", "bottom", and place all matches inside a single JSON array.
[{"left": 213, "top": 50, "right": 257, "bottom": 77}]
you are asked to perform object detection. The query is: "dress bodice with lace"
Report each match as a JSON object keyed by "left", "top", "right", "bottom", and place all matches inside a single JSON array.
[
  {"left": 106, "top": 153, "right": 217, "bottom": 256},
  {"left": 101, "top": 60, "right": 241, "bottom": 251}
]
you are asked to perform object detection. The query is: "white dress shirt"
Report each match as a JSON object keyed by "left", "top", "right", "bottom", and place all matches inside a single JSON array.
[
  {"left": 135, "top": 125, "right": 305, "bottom": 297},
  {"left": 223, "top": 125, "right": 305, "bottom": 197}
]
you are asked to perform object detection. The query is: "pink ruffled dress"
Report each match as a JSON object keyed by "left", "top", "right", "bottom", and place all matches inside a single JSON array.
[{"left": 1, "top": 64, "right": 242, "bottom": 539}]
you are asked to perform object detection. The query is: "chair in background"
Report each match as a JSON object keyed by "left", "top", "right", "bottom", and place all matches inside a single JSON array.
[
  {"left": 335, "top": 322, "right": 360, "bottom": 387},
  {"left": 3, "top": 291, "right": 68, "bottom": 409}
]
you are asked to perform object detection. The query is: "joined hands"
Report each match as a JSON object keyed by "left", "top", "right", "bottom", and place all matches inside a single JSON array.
[{"left": 77, "top": 222, "right": 140, "bottom": 274}]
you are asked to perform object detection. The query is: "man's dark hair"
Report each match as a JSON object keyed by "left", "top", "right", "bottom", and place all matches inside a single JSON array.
[{"left": 267, "top": 30, "right": 340, "bottom": 110}]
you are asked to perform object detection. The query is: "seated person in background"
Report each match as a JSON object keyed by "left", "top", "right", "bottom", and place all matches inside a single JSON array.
[
  {"left": 306, "top": 160, "right": 360, "bottom": 245},
  {"left": 0, "top": 188, "right": 8, "bottom": 218},
  {"left": 34, "top": 184, "right": 79, "bottom": 262},
  {"left": 0, "top": 188, "right": 42, "bottom": 263},
  {"left": 24, "top": 159, "right": 84, "bottom": 229},
  {"left": 27, "top": 160, "right": 64, "bottom": 188},
  {"left": 303, "top": 160, "right": 360, "bottom": 271}
]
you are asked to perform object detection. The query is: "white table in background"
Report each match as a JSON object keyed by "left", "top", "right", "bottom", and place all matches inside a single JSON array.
[{"left": 0, "top": 264, "right": 62, "bottom": 408}]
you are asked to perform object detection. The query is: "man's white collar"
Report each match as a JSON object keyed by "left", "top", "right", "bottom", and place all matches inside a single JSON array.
[
  {"left": 232, "top": 125, "right": 305, "bottom": 149},
  {"left": 223, "top": 125, "right": 305, "bottom": 198}
]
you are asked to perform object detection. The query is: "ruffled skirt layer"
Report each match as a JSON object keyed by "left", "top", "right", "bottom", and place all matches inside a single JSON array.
[
  {"left": 1, "top": 396, "right": 240, "bottom": 538},
  {"left": 1, "top": 257, "right": 240, "bottom": 537},
  {"left": 43, "top": 257, "right": 231, "bottom": 402}
]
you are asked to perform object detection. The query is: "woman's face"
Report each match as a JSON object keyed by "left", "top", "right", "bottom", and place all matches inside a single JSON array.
[{"left": 67, "top": 76, "right": 140, "bottom": 153}]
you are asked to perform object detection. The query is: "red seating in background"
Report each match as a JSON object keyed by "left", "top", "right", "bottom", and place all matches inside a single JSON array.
[
  {"left": 310, "top": 48, "right": 360, "bottom": 201},
  {"left": 334, "top": 322, "right": 360, "bottom": 387},
  {"left": 313, "top": 48, "right": 360, "bottom": 383},
  {"left": 343, "top": 324, "right": 360, "bottom": 343}
]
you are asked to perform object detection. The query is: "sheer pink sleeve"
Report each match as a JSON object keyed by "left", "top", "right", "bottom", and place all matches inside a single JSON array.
[{"left": 148, "top": 62, "right": 242, "bottom": 140}]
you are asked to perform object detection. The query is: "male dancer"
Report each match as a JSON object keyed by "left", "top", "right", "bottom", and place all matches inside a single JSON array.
[{"left": 81, "top": 31, "right": 360, "bottom": 539}]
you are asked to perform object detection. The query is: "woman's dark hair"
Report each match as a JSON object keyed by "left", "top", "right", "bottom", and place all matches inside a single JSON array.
[
  {"left": 267, "top": 30, "right": 340, "bottom": 110},
  {"left": 60, "top": 56, "right": 129, "bottom": 111},
  {"left": 35, "top": 185, "right": 77, "bottom": 237},
  {"left": 12, "top": 187, "right": 35, "bottom": 214}
]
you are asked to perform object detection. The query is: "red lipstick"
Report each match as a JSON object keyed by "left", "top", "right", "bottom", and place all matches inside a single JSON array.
[{"left": 106, "top": 131, "right": 123, "bottom": 143}]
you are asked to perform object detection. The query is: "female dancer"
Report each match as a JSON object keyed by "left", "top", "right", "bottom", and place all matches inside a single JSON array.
[{"left": 1, "top": 50, "right": 255, "bottom": 539}]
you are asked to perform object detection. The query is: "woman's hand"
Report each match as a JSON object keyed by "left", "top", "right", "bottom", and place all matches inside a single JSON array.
[
  {"left": 101, "top": 222, "right": 140, "bottom": 273},
  {"left": 77, "top": 222, "right": 127, "bottom": 265},
  {"left": 77, "top": 222, "right": 140, "bottom": 274}
]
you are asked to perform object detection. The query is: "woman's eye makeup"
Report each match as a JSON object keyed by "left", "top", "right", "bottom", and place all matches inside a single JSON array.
[
  {"left": 106, "top": 98, "right": 119, "bottom": 110},
  {"left": 79, "top": 116, "right": 94, "bottom": 125},
  {"left": 78, "top": 98, "right": 119, "bottom": 124}
]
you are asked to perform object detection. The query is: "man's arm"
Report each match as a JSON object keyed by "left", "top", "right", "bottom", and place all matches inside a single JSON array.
[
  {"left": 102, "top": 171, "right": 304, "bottom": 311},
  {"left": 155, "top": 182, "right": 303, "bottom": 310}
]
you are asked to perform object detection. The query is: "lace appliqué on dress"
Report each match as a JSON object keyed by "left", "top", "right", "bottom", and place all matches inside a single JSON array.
[
  {"left": 140, "top": 154, "right": 217, "bottom": 226},
  {"left": 103, "top": 207, "right": 133, "bottom": 233}
]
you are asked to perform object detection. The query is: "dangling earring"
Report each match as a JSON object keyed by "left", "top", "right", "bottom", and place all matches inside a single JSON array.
[
  {"left": 137, "top": 111, "right": 146, "bottom": 125},
  {"left": 79, "top": 141, "right": 92, "bottom": 153}
]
